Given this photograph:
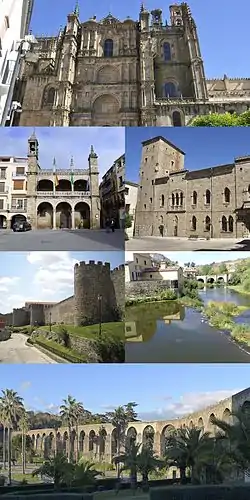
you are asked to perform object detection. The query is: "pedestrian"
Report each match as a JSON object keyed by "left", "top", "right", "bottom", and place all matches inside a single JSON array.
[
  {"left": 110, "top": 219, "right": 115, "bottom": 232},
  {"left": 159, "top": 224, "right": 164, "bottom": 237}
]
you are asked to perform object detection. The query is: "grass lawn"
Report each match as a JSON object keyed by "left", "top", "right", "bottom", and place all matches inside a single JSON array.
[
  {"left": 37, "top": 323, "right": 124, "bottom": 340},
  {"left": 11, "top": 473, "right": 42, "bottom": 483}
]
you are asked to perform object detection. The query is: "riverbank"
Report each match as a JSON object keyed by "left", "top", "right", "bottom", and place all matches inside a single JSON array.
[
  {"left": 126, "top": 290, "right": 203, "bottom": 310},
  {"left": 228, "top": 285, "right": 250, "bottom": 296},
  {"left": 203, "top": 301, "right": 250, "bottom": 348}
]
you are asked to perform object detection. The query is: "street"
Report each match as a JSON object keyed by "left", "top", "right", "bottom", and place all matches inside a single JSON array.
[
  {"left": 0, "top": 229, "right": 124, "bottom": 251},
  {"left": 0, "top": 334, "right": 57, "bottom": 364},
  {"left": 126, "top": 236, "right": 250, "bottom": 251}
]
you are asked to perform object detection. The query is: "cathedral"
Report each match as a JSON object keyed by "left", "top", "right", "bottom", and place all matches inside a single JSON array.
[{"left": 12, "top": 3, "right": 250, "bottom": 127}]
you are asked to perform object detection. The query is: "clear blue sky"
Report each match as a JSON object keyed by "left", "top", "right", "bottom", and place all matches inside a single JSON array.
[
  {"left": 30, "top": 1, "right": 250, "bottom": 79},
  {"left": 0, "top": 128, "right": 124, "bottom": 179},
  {"left": 126, "top": 127, "right": 250, "bottom": 183},
  {"left": 0, "top": 251, "right": 124, "bottom": 314},
  {"left": 125, "top": 252, "right": 250, "bottom": 266},
  {"left": 0, "top": 364, "right": 248, "bottom": 421}
]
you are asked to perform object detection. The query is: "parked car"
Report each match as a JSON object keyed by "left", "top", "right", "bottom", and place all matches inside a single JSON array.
[{"left": 12, "top": 220, "right": 32, "bottom": 232}]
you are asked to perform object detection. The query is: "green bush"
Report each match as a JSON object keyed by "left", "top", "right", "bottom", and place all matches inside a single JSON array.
[
  {"left": 93, "top": 334, "right": 125, "bottom": 363},
  {"left": 150, "top": 484, "right": 250, "bottom": 500},
  {"left": 34, "top": 338, "right": 85, "bottom": 363}
]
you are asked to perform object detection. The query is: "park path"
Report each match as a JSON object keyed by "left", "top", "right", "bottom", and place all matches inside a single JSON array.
[{"left": 0, "top": 333, "right": 57, "bottom": 364}]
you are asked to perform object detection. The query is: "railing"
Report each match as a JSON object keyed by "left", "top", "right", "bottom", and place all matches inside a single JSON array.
[
  {"left": 12, "top": 173, "right": 26, "bottom": 178},
  {"left": 36, "top": 191, "right": 90, "bottom": 197},
  {"left": 9, "top": 208, "right": 27, "bottom": 213}
]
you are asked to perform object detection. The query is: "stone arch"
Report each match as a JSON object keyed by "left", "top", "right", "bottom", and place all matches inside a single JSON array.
[
  {"left": 222, "top": 215, "right": 227, "bottom": 232},
  {"left": 42, "top": 86, "right": 56, "bottom": 109},
  {"left": 191, "top": 215, "right": 197, "bottom": 231},
  {"left": 161, "top": 194, "right": 165, "bottom": 207},
  {"left": 0, "top": 215, "right": 7, "bottom": 229},
  {"left": 163, "top": 41, "right": 171, "bottom": 61},
  {"left": 79, "top": 430, "right": 85, "bottom": 453},
  {"left": 74, "top": 179, "right": 88, "bottom": 192},
  {"left": 198, "top": 417, "right": 204, "bottom": 430},
  {"left": 97, "top": 65, "right": 117, "bottom": 84},
  {"left": 89, "top": 430, "right": 96, "bottom": 452},
  {"left": 209, "top": 413, "right": 217, "bottom": 435},
  {"left": 171, "top": 193, "right": 175, "bottom": 205},
  {"left": 160, "top": 424, "right": 175, "bottom": 456},
  {"left": 142, "top": 425, "right": 155, "bottom": 449},
  {"left": 224, "top": 187, "right": 230, "bottom": 203},
  {"left": 207, "top": 277, "right": 215, "bottom": 284},
  {"left": 228, "top": 215, "right": 234, "bottom": 232},
  {"left": 36, "top": 433, "right": 41, "bottom": 451},
  {"left": 56, "top": 202, "right": 72, "bottom": 229},
  {"left": 197, "top": 278, "right": 204, "bottom": 283},
  {"left": 56, "top": 432, "right": 62, "bottom": 453},
  {"left": 164, "top": 81, "right": 179, "bottom": 98},
  {"left": 37, "top": 179, "right": 53, "bottom": 192},
  {"left": 205, "top": 215, "right": 211, "bottom": 232},
  {"left": 37, "top": 202, "right": 53, "bottom": 229},
  {"left": 103, "top": 39, "right": 114, "bottom": 57},
  {"left": 126, "top": 426, "right": 137, "bottom": 447},
  {"left": 99, "top": 428, "right": 107, "bottom": 456},
  {"left": 56, "top": 179, "right": 71, "bottom": 192},
  {"left": 192, "top": 190, "right": 197, "bottom": 205},
  {"left": 205, "top": 189, "right": 211, "bottom": 204},
  {"left": 172, "top": 110, "right": 182, "bottom": 127},
  {"left": 31, "top": 434, "right": 35, "bottom": 450},
  {"left": 217, "top": 276, "right": 224, "bottom": 283},
  {"left": 74, "top": 202, "right": 90, "bottom": 229},
  {"left": 71, "top": 429, "right": 76, "bottom": 456},
  {"left": 11, "top": 214, "right": 26, "bottom": 229},
  {"left": 111, "top": 428, "right": 117, "bottom": 456},
  {"left": 46, "top": 432, "right": 54, "bottom": 457},
  {"left": 92, "top": 94, "right": 119, "bottom": 116},
  {"left": 189, "top": 420, "right": 194, "bottom": 429},
  {"left": 222, "top": 408, "right": 231, "bottom": 423}
]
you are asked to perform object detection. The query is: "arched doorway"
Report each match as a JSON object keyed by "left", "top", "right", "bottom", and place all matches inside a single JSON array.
[
  {"left": 172, "top": 111, "right": 182, "bottom": 127},
  {"left": 37, "top": 202, "right": 53, "bottom": 229},
  {"left": 92, "top": 94, "right": 119, "bottom": 125},
  {"left": 74, "top": 202, "right": 90, "bottom": 229},
  {"left": 37, "top": 180, "right": 53, "bottom": 192},
  {"left": 0, "top": 215, "right": 7, "bottom": 228},
  {"left": 11, "top": 214, "right": 26, "bottom": 229},
  {"left": 99, "top": 428, "right": 107, "bottom": 458},
  {"left": 56, "top": 202, "right": 72, "bottom": 229}
]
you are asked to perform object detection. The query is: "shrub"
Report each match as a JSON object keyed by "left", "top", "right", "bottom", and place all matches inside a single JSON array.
[
  {"left": 93, "top": 334, "right": 125, "bottom": 363},
  {"left": 34, "top": 338, "right": 85, "bottom": 363}
]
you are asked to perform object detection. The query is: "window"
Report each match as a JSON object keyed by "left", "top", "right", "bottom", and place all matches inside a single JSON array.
[
  {"left": 125, "top": 203, "right": 130, "bottom": 213},
  {"left": 16, "top": 167, "right": 25, "bottom": 176},
  {"left": 205, "top": 189, "right": 211, "bottom": 204},
  {"left": 180, "top": 192, "right": 183, "bottom": 205},
  {"left": 0, "top": 168, "right": 6, "bottom": 179},
  {"left": 0, "top": 199, "right": 3, "bottom": 209},
  {"left": 224, "top": 187, "right": 230, "bottom": 203},
  {"left": 47, "top": 88, "right": 55, "bottom": 105},
  {"left": 0, "top": 183, "right": 5, "bottom": 192},
  {"left": 163, "top": 42, "right": 171, "bottom": 61},
  {"left": 144, "top": 261, "right": 147, "bottom": 265},
  {"left": 164, "top": 82, "right": 178, "bottom": 98},
  {"left": 172, "top": 193, "right": 175, "bottom": 205},
  {"left": 176, "top": 192, "right": 179, "bottom": 206},
  {"left": 205, "top": 215, "right": 211, "bottom": 231},
  {"left": 192, "top": 191, "right": 197, "bottom": 205},
  {"left": 104, "top": 39, "right": 113, "bottom": 57},
  {"left": 191, "top": 216, "right": 197, "bottom": 231},
  {"left": 125, "top": 187, "right": 129, "bottom": 195},
  {"left": 145, "top": 157, "right": 148, "bottom": 163},
  {"left": 222, "top": 215, "right": 227, "bottom": 232},
  {"left": 119, "top": 176, "right": 123, "bottom": 187},
  {"left": 161, "top": 194, "right": 165, "bottom": 207},
  {"left": 173, "top": 111, "right": 182, "bottom": 127},
  {"left": 11, "top": 199, "right": 27, "bottom": 210},
  {"left": 13, "top": 180, "right": 24, "bottom": 190},
  {"left": 228, "top": 215, "right": 233, "bottom": 232}
]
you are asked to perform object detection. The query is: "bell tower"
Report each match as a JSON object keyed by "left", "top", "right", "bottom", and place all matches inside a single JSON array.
[
  {"left": 27, "top": 131, "right": 40, "bottom": 228},
  {"left": 88, "top": 145, "right": 100, "bottom": 229}
]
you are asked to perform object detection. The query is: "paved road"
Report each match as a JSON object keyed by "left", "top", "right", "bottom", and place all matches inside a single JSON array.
[
  {"left": 0, "top": 229, "right": 124, "bottom": 251},
  {"left": 0, "top": 334, "right": 57, "bottom": 364},
  {"left": 126, "top": 236, "right": 250, "bottom": 251}
]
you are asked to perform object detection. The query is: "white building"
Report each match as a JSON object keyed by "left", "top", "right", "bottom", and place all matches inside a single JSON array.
[
  {"left": 0, "top": 0, "right": 34, "bottom": 125},
  {"left": 125, "top": 181, "right": 138, "bottom": 237},
  {"left": 125, "top": 252, "right": 184, "bottom": 290},
  {"left": 0, "top": 155, "right": 28, "bottom": 228}
]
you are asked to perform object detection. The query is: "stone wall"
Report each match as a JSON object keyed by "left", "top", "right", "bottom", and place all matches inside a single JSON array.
[
  {"left": 44, "top": 296, "right": 75, "bottom": 325},
  {"left": 0, "top": 312, "right": 13, "bottom": 326},
  {"left": 111, "top": 265, "right": 125, "bottom": 316},
  {"left": 126, "top": 280, "right": 178, "bottom": 297},
  {"left": 12, "top": 308, "right": 30, "bottom": 327},
  {"left": 29, "top": 304, "right": 45, "bottom": 326}
]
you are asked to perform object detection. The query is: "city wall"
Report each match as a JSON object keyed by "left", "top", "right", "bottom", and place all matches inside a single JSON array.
[{"left": 44, "top": 296, "right": 75, "bottom": 325}]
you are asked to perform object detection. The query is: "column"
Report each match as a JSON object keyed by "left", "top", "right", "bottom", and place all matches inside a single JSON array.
[
  {"left": 53, "top": 209, "right": 56, "bottom": 229},
  {"left": 71, "top": 209, "right": 75, "bottom": 229}
]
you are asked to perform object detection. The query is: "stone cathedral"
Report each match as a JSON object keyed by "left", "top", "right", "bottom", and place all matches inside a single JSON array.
[{"left": 13, "top": 3, "right": 250, "bottom": 127}]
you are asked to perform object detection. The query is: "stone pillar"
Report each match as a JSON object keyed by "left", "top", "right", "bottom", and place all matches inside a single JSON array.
[
  {"left": 53, "top": 209, "right": 56, "bottom": 229},
  {"left": 71, "top": 209, "right": 75, "bottom": 229},
  {"left": 105, "top": 434, "right": 112, "bottom": 463}
]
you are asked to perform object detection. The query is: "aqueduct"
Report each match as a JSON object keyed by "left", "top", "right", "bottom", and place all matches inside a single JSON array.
[{"left": 12, "top": 388, "right": 250, "bottom": 463}]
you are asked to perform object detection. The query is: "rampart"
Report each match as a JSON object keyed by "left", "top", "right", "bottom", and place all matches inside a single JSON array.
[{"left": 44, "top": 296, "right": 75, "bottom": 325}]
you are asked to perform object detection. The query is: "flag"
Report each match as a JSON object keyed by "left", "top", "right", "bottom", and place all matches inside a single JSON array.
[
  {"left": 54, "top": 174, "right": 59, "bottom": 187},
  {"left": 53, "top": 158, "right": 59, "bottom": 187},
  {"left": 70, "top": 171, "right": 74, "bottom": 187}
]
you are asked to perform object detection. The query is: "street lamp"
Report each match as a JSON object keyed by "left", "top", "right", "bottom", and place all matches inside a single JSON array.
[
  {"left": 2, "top": 34, "right": 38, "bottom": 126},
  {"left": 97, "top": 294, "right": 102, "bottom": 337},
  {"left": 49, "top": 312, "right": 52, "bottom": 332}
]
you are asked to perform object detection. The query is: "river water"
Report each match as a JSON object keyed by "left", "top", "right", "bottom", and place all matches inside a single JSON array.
[{"left": 125, "top": 288, "right": 250, "bottom": 363}]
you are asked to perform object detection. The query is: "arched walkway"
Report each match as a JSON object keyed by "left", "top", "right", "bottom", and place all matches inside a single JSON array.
[
  {"left": 37, "top": 202, "right": 53, "bottom": 229},
  {"left": 11, "top": 214, "right": 26, "bottom": 229},
  {"left": 126, "top": 426, "right": 137, "bottom": 447},
  {"left": 0, "top": 214, "right": 7, "bottom": 228},
  {"left": 74, "top": 179, "right": 89, "bottom": 192},
  {"left": 142, "top": 425, "right": 155, "bottom": 449},
  {"left": 160, "top": 424, "right": 175, "bottom": 456},
  {"left": 56, "top": 202, "right": 72, "bottom": 229},
  {"left": 74, "top": 202, "right": 90, "bottom": 229},
  {"left": 37, "top": 179, "right": 53, "bottom": 192},
  {"left": 56, "top": 180, "right": 71, "bottom": 192}
]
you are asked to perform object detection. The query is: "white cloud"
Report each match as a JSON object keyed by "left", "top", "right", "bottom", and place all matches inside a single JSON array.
[
  {"left": 20, "top": 381, "right": 32, "bottom": 390},
  {"left": 139, "top": 389, "right": 242, "bottom": 421},
  {"left": 27, "top": 251, "right": 77, "bottom": 296}
]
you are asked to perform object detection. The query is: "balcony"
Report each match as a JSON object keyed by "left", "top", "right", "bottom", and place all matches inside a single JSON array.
[
  {"left": 9, "top": 208, "right": 27, "bottom": 213},
  {"left": 12, "top": 173, "right": 26, "bottom": 178},
  {"left": 36, "top": 191, "right": 90, "bottom": 197}
]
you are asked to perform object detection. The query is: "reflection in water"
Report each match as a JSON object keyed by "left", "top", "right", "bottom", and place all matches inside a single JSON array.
[{"left": 125, "top": 288, "right": 250, "bottom": 363}]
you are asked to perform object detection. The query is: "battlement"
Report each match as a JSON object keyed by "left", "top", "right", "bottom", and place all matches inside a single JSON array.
[
  {"left": 75, "top": 261, "right": 110, "bottom": 269},
  {"left": 112, "top": 264, "right": 125, "bottom": 273}
]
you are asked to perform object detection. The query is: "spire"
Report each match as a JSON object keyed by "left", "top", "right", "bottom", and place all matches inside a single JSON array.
[
  {"left": 140, "top": 3, "right": 145, "bottom": 12},
  {"left": 89, "top": 145, "right": 98, "bottom": 158},
  {"left": 70, "top": 156, "right": 74, "bottom": 170},
  {"left": 53, "top": 157, "right": 56, "bottom": 171},
  {"left": 74, "top": 0, "right": 79, "bottom": 16},
  {"left": 29, "top": 128, "right": 37, "bottom": 140}
]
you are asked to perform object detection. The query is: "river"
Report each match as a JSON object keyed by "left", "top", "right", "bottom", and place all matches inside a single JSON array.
[{"left": 125, "top": 288, "right": 250, "bottom": 363}]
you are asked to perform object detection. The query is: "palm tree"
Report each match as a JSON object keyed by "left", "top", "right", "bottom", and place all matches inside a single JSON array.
[
  {"left": 165, "top": 427, "right": 215, "bottom": 484},
  {"left": 18, "top": 411, "right": 29, "bottom": 475},
  {"left": 113, "top": 441, "right": 141, "bottom": 489},
  {"left": 0, "top": 389, "right": 24, "bottom": 485},
  {"left": 60, "top": 395, "right": 84, "bottom": 463},
  {"left": 108, "top": 406, "right": 128, "bottom": 480},
  {"left": 0, "top": 407, "right": 8, "bottom": 470},
  {"left": 32, "top": 452, "right": 74, "bottom": 489},
  {"left": 137, "top": 445, "right": 165, "bottom": 489}
]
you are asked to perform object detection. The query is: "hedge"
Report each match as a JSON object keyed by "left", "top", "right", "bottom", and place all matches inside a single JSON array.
[
  {"left": 33, "top": 338, "right": 85, "bottom": 363},
  {"left": 150, "top": 484, "right": 250, "bottom": 500}
]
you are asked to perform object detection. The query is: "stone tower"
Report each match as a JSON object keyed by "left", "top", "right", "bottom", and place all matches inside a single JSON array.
[
  {"left": 26, "top": 131, "right": 40, "bottom": 228},
  {"left": 88, "top": 146, "right": 100, "bottom": 229},
  {"left": 134, "top": 136, "right": 185, "bottom": 236},
  {"left": 74, "top": 261, "right": 117, "bottom": 326}
]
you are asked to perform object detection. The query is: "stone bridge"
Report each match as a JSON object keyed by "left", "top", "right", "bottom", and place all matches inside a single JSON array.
[
  {"left": 12, "top": 388, "right": 250, "bottom": 463},
  {"left": 196, "top": 273, "right": 231, "bottom": 284}
]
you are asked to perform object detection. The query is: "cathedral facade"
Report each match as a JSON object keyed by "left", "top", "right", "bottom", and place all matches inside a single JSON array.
[
  {"left": 12, "top": 3, "right": 250, "bottom": 127},
  {"left": 25, "top": 133, "right": 100, "bottom": 230},
  {"left": 134, "top": 136, "right": 250, "bottom": 239}
]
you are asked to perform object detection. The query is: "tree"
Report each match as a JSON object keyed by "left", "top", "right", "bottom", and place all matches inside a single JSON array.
[
  {"left": 59, "top": 395, "right": 84, "bottom": 463},
  {"left": 199, "top": 264, "right": 213, "bottom": 276},
  {"left": 218, "top": 263, "right": 228, "bottom": 274},
  {"left": 0, "top": 407, "right": 8, "bottom": 470},
  {"left": 189, "top": 110, "right": 250, "bottom": 127},
  {"left": 125, "top": 213, "right": 133, "bottom": 229},
  {"left": 0, "top": 389, "right": 24, "bottom": 484},
  {"left": 33, "top": 452, "right": 74, "bottom": 489},
  {"left": 18, "top": 412, "right": 30, "bottom": 475}
]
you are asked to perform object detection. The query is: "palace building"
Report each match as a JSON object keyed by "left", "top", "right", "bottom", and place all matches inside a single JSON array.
[{"left": 10, "top": 3, "right": 250, "bottom": 127}]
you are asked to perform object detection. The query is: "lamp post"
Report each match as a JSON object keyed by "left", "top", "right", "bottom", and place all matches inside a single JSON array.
[
  {"left": 98, "top": 294, "right": 102, "bottom": 337},
  {"left": 49, "top": 312, "right": 52, "bottom": 332}
]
